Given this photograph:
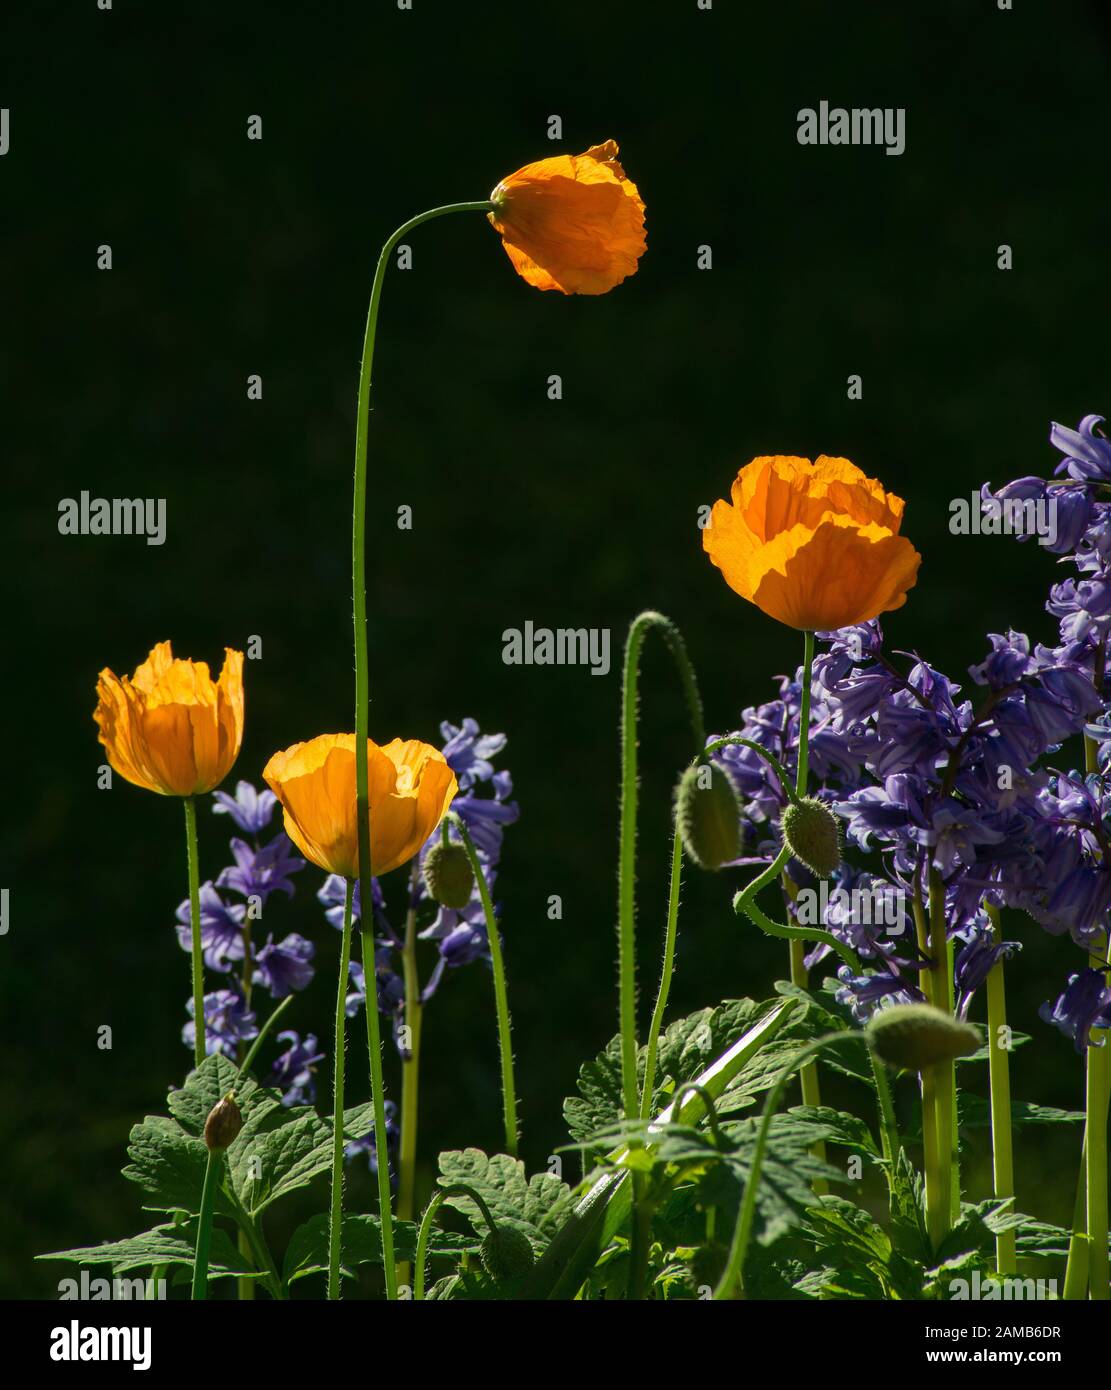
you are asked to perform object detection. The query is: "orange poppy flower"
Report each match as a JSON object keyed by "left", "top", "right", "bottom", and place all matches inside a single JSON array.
[
  {"left": 488, "top": 140, "right": 646, "bottom": 295},
  {"left": 702, "top": 455, "right": 921, "bottom": 631},
  {"left": 262, "top": 734, "right": 457, "bottom": 880},
  {"left": 94, "top": 641, "right": 245, "bottom": 797}
]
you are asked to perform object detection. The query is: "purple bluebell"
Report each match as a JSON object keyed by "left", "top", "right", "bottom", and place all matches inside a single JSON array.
[
  {"left": 217, "top": 832, "right": 305, "bottom": 907},
  {"left": 269, "top": 1029, "right": 325, "bottom": 1106},
  {"left": 1051, "top": 415, "right": 1111, "bottom": 483},
  {"left": 175, "top": 882, "right": 245, "bottom": 972},
  {"left": 183, "top": 987, "right": 257, "bottom": 1058},
  {"left": 953, "top": 921, "right": 1021, "bottom": 1018},
  {"left": 213, "top": 780, "right": 279, "bottom": 836},
  {"left": 1041, "top": 969, "right": 1111, "bottom": 1051},
  {"left": 253, "top": 932, "right": 316, "bottom": 998}
]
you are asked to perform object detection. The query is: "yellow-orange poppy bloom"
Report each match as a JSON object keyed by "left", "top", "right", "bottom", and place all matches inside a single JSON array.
[
  {"left": 703, "top": 455, "right": 921, "bottom": 631},
  {"left": 94, "top": 641, "right": 245, "bottom": 796},
  {"left": 488, "top": 139, "right": 646, "bottom": 295},
  {"left": 262, "top": 734, "right": 457, "bottom": 880}
]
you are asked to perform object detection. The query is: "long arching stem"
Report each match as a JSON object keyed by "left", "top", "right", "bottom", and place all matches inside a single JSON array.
[
  {"left": 327, "top": 879, "right": 355, "bottom": 1300},
  {"left": 617, "top": 611, "right": 705, "bottom": 1122},
  {"left": 350, "top": 198, "right": 490, "bottom": 1299}
]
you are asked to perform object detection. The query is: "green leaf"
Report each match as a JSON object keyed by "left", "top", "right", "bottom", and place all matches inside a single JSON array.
[
  {"left": 282, "top": 1214, "right": 478, "bottom": 1287},
  {"left": 436, "top": 1150, "right": 575, "bottom": 1253},
  {"left": 958, "top": 1094, "right": 1084, "bottom": 1130},
  {"left": 787, "top": 1105, "right": 880, "bottom": 1160},
  {"left": 563, "top": 1035, "right": 629, "bottom": 1147},
  {"left": 120, "top": 1116, "right": 217, "bottom": 1216},
  {"left": 237, "top": 1101, "right": 377, "bottom": 1216},
  {"left": 37, "top": 1221, "right": 257, "bottom": 1281},
  {"left": 690, "top": 1114, "right": 845, "bottom": 1248}
]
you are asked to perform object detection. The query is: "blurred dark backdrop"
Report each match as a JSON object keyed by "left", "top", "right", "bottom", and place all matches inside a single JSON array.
[{"left": 2, "top": 0, "right": 1109, "bottom": 1295}]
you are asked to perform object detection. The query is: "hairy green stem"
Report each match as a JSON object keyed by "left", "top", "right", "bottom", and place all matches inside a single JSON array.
[
  {"left": 413, "top": 1183, "right": 498, "bottom": 1301},
  {"left": 350, "top": 200, "right": 489, "bottom": 1300},
  {"left": 183, "top": 797, "right": 205, "bottom": 1069},
  {"left": 397, "top": 861, "right": 423, "bottom": 1289},
  {"left": 327, "top": 879, "right": 355, "bottom": 1300},
  {"left": 984, "top": 902, "right": 1015, "bottom": 1275},
  {"left": 191, "top": 1149, "right": 220, "bottom": 1301},
  {"left": 639, "top": 823, "right": 683, "bottom": 1121},
  {"left": 359, "top": 913, "right": 398, "bottom": 1300},
  {"left": 714, "top": 1032, "right": 860, "bottom": 1299},
  {"left": 617, "top": 611, "right": 706, "bottom": 1122},
  {"left": 449, "top": 813, "right": 518, "bottom": 1156}
]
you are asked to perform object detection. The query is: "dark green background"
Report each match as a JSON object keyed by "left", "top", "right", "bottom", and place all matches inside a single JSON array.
[{"left": 3, "top": 0, "right": 1108, "bottom": 1295}]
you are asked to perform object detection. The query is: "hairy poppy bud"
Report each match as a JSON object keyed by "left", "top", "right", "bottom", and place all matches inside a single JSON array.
[
  {"left": 676, "top": 762, "right": 741, "bottom": 870},
  {"left": 780, "top": 796, "right": 842, "bottom": 878},
  {"left": 866, "top": 1004, "right": 981, "bottom": 1071},
  {"left": 422, "top": 840, "right": 474, "bottom": 910},
  {"left": 204, "top": 1094, "right": 243, "bottom": 1151},
  {"left": 480, "top": 1225, "right": 535, "bottom": 1281}
]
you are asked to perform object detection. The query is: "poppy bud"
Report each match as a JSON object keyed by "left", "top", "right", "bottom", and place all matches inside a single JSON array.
[
  {"left": 676, "top": 762, "right": 741, "bottom": 871},
  {"left": 780, "top": 796, "right": 842, "bottom": 878},
  {"left": 204, "top": 1094, "right": 243, "bottom": 1151},
  {"left": 422, "top": 840, "right": 474, "bottom": 910},
  {"left": 866, "top": 1004, "right": 981, "bottom": 1071},
  {"left": 479, "top": 1225, "right": 535, "bottom": 1282}
]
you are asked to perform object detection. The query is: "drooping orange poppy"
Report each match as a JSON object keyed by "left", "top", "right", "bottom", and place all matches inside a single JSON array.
[
  {"left": 94, "top": 641, "right": 245, "bottom": 796},
  {"left": 262, "top": 734, "right": 457, "bottom": 880},
  {"left": 488, "top": 140, "right": 646, "bottom": 295},
  {"left": 702, "top": 455, "right": 921, "bottom": 631}
]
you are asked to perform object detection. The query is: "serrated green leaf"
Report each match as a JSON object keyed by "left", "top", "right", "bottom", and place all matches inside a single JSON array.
[
  {"left": 436, "top": 1150, "right": 575, "bottom": 1252},
  {"left": 37, "top": 1221, "right": 257, "bottom": 1281},
  {"left": 239, "top": 1101, "right": 377, "bottom": 1216},
  {"left": 120, "top": 1116, "right": 218, "bottom": 1217}
]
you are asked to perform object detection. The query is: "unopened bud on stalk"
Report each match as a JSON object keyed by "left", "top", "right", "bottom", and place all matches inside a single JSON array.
[
  {"left": 866, "top": 1003, "right": 980, "bottom": 1071},
  {"left": 780, "top": 796, "right": 842, "bottom": 878},
  {"left": 422, "top": 840, "right": 475, "bottom": 909},
  {"left": 480, "top": 1224, "right": 535, "bottom": 1281},
  {"left": 204, "top": 1093, "right": 243, "bottom": 1151},
  {"left": 676, "top": 762, "right": 741, "bottom": 870}
]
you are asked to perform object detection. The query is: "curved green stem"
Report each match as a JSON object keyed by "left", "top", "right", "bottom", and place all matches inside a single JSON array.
[
  {"left": 732, "top": 849, "right": 861, "bottom": 973},
  {"left": 183, "top": 797, "right": 205, "bottom": 1069},
  {"left": 398, "top": 861, "right": 423, "bottom": 1289},
  {"left": 700, "top": 735, "right": 796, "bottom": 804},
  {"left": 234, "top": 994, "right": 295, "bottom": 1088},
  {"left": 449, "top": 812, "right": 518, "bottom": 1156},
  {"left": 413, "top": 1182, "right": 499, "bottom": 1301},
  {"left": 714, "top": 1031, "right": 860, "bottom": 1299},
  {"left": 359, "top": 916, "right": 398, "bottom": 1300},
  {"left": 350, "top": 201, "right": 489, "bottom": 1299},
  {"left": 869, "top": 1045, "right": 900, "bottom": 1174},
  {"left": 984, "top": 902, "right": 1015, "bottom": 1275},
  {"left": 640, "top": 823, "right": 683, "bottom": 1120},
  {"left": 398, "top": 874, "right": 423, "bottom": 1224},
  {"left": 191, "top": 1149, "right": 220, "bottom": 1301},
  {"left": 327, "top": 879, "right": 355, "bottom": 1300},
  {"left": 618, "top": 611, "right": 705, "bottom": 1123},
  {"left": 667, "top": 1082, "right": 728, "bottom": 1149}
]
